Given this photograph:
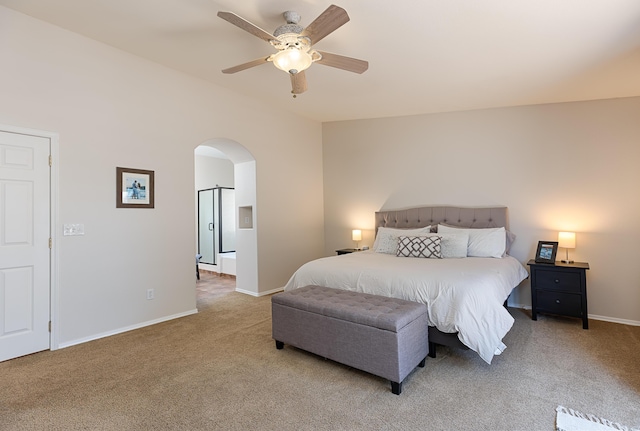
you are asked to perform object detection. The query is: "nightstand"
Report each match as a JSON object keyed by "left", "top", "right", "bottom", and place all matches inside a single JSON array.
[
  {"left": 527, "top": 259, "right": 590, "bottom": 329},
  {"left": 336, "top": 248, "right": 361, "bottom": 255}
]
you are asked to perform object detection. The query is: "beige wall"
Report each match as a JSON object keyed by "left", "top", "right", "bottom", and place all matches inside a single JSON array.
[
  {"left": 0, "top": 6, "right": 325, "bottom": 347},
  {"left": 323, "top": 97, "right": 640, "bottom": 325},
  {"left": 194, "top": 154, "right": 234, "bottom": 191}
]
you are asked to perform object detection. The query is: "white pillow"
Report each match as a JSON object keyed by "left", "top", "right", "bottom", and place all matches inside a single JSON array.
[
  {"left": 373, "top": 226, "right": 432, "bottom": 254},
  {"left": 437, "top": 225, "right": 506, "bottom": 258},
  {"left": 424, "top": 232, "right": 469, "bottom": 258}
]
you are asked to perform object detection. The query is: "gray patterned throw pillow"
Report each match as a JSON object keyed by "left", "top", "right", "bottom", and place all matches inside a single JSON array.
[{"left": 396, "top": 236, "right": 442, "bottom": 258}]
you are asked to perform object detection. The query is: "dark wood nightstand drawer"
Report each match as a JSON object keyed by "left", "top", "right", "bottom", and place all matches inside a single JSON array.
[
  {"left": 536, "top": 290, "right": 583, "bottom": 318},
  {"left": 528, "top": 259, "right": 589, "bottom": 329},
  {"left": 535, "top": 270, "right": 582, "bottom": 293}
]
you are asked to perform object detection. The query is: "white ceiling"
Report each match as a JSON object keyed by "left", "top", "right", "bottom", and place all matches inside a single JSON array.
[{"left": 2, "top": 0, "right": 640, "bottom": 122}]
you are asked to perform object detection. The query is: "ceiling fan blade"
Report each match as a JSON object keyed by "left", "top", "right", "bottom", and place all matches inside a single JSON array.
[
  {"left": 222, "top": 56, "right": 270, "bottom": 74},
  {"left": 316, "top": 51, "right": 368, "bottom": 74},
  {"left": 217, "top": 11, "right": 277, "bottom": 43},
  {"left": 301, "top": 5, "right": 350, "bottom": 44},
  {"left": 290, "top": 71, "right": 308, "bottom": 94}
]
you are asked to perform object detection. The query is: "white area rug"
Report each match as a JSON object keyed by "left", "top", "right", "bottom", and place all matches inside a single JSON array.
[{"left": 556, "top": 406, "right": 639, "bottom": 431}]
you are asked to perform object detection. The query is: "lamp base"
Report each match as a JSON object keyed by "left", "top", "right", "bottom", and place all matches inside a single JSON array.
[{"left": 561, "top": 248, "right": 574, "bottom": 264}]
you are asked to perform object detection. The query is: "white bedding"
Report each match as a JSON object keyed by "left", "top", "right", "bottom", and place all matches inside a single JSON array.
[{"left": 283, "top": 251, "right": 528, "bottom": 364}]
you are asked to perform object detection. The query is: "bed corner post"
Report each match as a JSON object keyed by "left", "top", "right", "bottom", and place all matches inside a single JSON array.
[{"left": 428, "top": 341, "right": 436, "bottom": 358}]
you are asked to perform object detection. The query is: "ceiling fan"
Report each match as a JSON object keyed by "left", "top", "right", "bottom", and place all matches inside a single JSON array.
[{"left": 217, "top": 4, "right": 368, "bottom": 97}]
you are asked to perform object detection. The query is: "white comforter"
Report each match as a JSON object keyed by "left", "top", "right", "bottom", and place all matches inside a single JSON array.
[{"left": 283, "top": 251, "right": 528, "bottom": 364}]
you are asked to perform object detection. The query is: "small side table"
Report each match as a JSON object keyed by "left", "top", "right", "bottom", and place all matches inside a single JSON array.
[
  {"left": 336, "top": 248, "right": 361, "bottom": 255},
  {"left": 527, "top": 259, "right": 590, "bottom": 329}
]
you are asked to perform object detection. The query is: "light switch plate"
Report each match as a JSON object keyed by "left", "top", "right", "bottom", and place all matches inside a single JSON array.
[{"left": 63, "top": 224, "right": 85, "bottom": 236}]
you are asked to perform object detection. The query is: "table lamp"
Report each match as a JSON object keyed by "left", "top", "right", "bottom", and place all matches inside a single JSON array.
[
  {"left": 352, "top": 229, "right": 362, "bottom": 250},
  {"left": 558, "top": 231, "right": 575, "bottom": 264}
]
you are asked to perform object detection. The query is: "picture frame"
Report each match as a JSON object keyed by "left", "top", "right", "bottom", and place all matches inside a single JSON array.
[
  {"left": 535, "top": 240, "right": 558, "bottom": 264},
  {"left": 116, "top": 167, "right": 154, "bottom": 208}
]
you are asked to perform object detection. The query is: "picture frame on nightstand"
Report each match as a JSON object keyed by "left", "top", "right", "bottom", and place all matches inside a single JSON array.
[{"left": 535, "top": 241, "right": 558, "bottom": 263}]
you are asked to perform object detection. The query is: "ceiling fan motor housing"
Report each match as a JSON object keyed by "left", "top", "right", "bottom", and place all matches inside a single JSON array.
[{"left": 274, "top": 11, "right": 303, "bottom": 37}]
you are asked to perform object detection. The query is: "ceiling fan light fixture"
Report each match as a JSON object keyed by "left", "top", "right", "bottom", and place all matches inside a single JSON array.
[{"left": 272, "top": 47, "right": 313, "bottom": 74}]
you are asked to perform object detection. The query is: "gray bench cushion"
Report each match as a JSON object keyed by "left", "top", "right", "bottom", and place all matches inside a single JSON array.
[{"left": 272, "top": 285, "right": 426, "bottom": 332}]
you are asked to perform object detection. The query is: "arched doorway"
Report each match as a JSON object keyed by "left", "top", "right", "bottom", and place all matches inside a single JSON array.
[{"left": 194, "top": 138, "right": 258, "bottom": 296}]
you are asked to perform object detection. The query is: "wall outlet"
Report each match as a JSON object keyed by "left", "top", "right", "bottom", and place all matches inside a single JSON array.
[
  {"left": 146, "top": 289, "right": 155, "bottom": 300},
  {"left": 63, "top": 224, "right": 85, "bottom": 236}
]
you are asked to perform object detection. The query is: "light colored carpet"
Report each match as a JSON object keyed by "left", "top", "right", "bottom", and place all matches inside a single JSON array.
[{"left": 1, "top": 286, "right": 639, "bottom": 431}]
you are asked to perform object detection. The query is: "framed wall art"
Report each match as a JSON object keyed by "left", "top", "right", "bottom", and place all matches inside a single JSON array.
[
  {"left": 116, "top": 167, "right": 154, "bottom": 208},
  {"left": 535, "top": 240, "right": 558, "bottom": 264}
]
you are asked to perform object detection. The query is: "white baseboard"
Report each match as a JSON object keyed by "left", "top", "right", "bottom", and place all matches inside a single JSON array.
[
  {"left": 508, "top": 303, "right": 640, "bottom": 327},
  {"left": 587, "top": 314, "right": 640, "bottom": 326},
  {"left": 56, "top": 309, "right": 199, "bottom": 350},
  {"left": 235, "top": 287, "right": 284, "bottom": 297}
]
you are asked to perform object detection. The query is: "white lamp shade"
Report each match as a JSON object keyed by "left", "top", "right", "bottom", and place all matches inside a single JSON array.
[
  {"left": 272, "top": 48, "right": 313, "bottom": 74},
  {"left": 558, "top": 232, "right": 576, "bottom": 249},
  {"left": 352, "top": 229, "right": 362, "bottom": 241}
]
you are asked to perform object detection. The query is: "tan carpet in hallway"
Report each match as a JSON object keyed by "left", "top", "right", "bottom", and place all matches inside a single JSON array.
[{"left": 1, "top": 276, "right": 639, "bottom": 430}]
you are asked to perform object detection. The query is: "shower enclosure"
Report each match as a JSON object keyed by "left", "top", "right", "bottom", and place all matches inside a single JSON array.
[{"left": 197, "top": 187, "right": 235, "bottom": 265}]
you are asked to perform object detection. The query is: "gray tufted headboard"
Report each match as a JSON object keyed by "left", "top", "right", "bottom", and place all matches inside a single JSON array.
[{"left": 375, "top": 206, "right": 508, "bottom": 234}]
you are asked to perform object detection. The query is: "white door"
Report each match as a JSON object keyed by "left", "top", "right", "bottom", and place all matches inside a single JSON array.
[{"left": 0, "top": 131, "right": 50, "bottom": 362}]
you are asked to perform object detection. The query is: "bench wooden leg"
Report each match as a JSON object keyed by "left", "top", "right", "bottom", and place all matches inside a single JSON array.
[
  {"left": 275, "top": 340, "right": 284, "bottom": 350},
  {"left": 418, "top": 357, "right": 426, "bottom": 367},
  {"left": 391, "top": 381, "right": 402, "bottom": 395}
]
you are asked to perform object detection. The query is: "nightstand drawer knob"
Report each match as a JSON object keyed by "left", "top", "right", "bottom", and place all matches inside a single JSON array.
[
  {"left": 555, "top": 279, "right": 560, "bottom": 283},
  {"left": 556, "top": 299, "right": 561, "bottom": 304}
]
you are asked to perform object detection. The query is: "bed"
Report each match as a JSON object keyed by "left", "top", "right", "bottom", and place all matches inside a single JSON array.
[{"left": 283, "top": 206, "right": 529, "bottom": 364}]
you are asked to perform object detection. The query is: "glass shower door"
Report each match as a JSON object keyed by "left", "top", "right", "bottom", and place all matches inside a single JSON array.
[
  {"left": 198, "top": 189, "right": 215, "bottom": 264},
  {"left": 198, "top": 187, "right": 236, "bottom": 265}
]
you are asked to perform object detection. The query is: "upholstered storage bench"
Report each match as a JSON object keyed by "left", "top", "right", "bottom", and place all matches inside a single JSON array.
[{"left": 271, "top": 285, "right": 429, "bottom": 395}]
